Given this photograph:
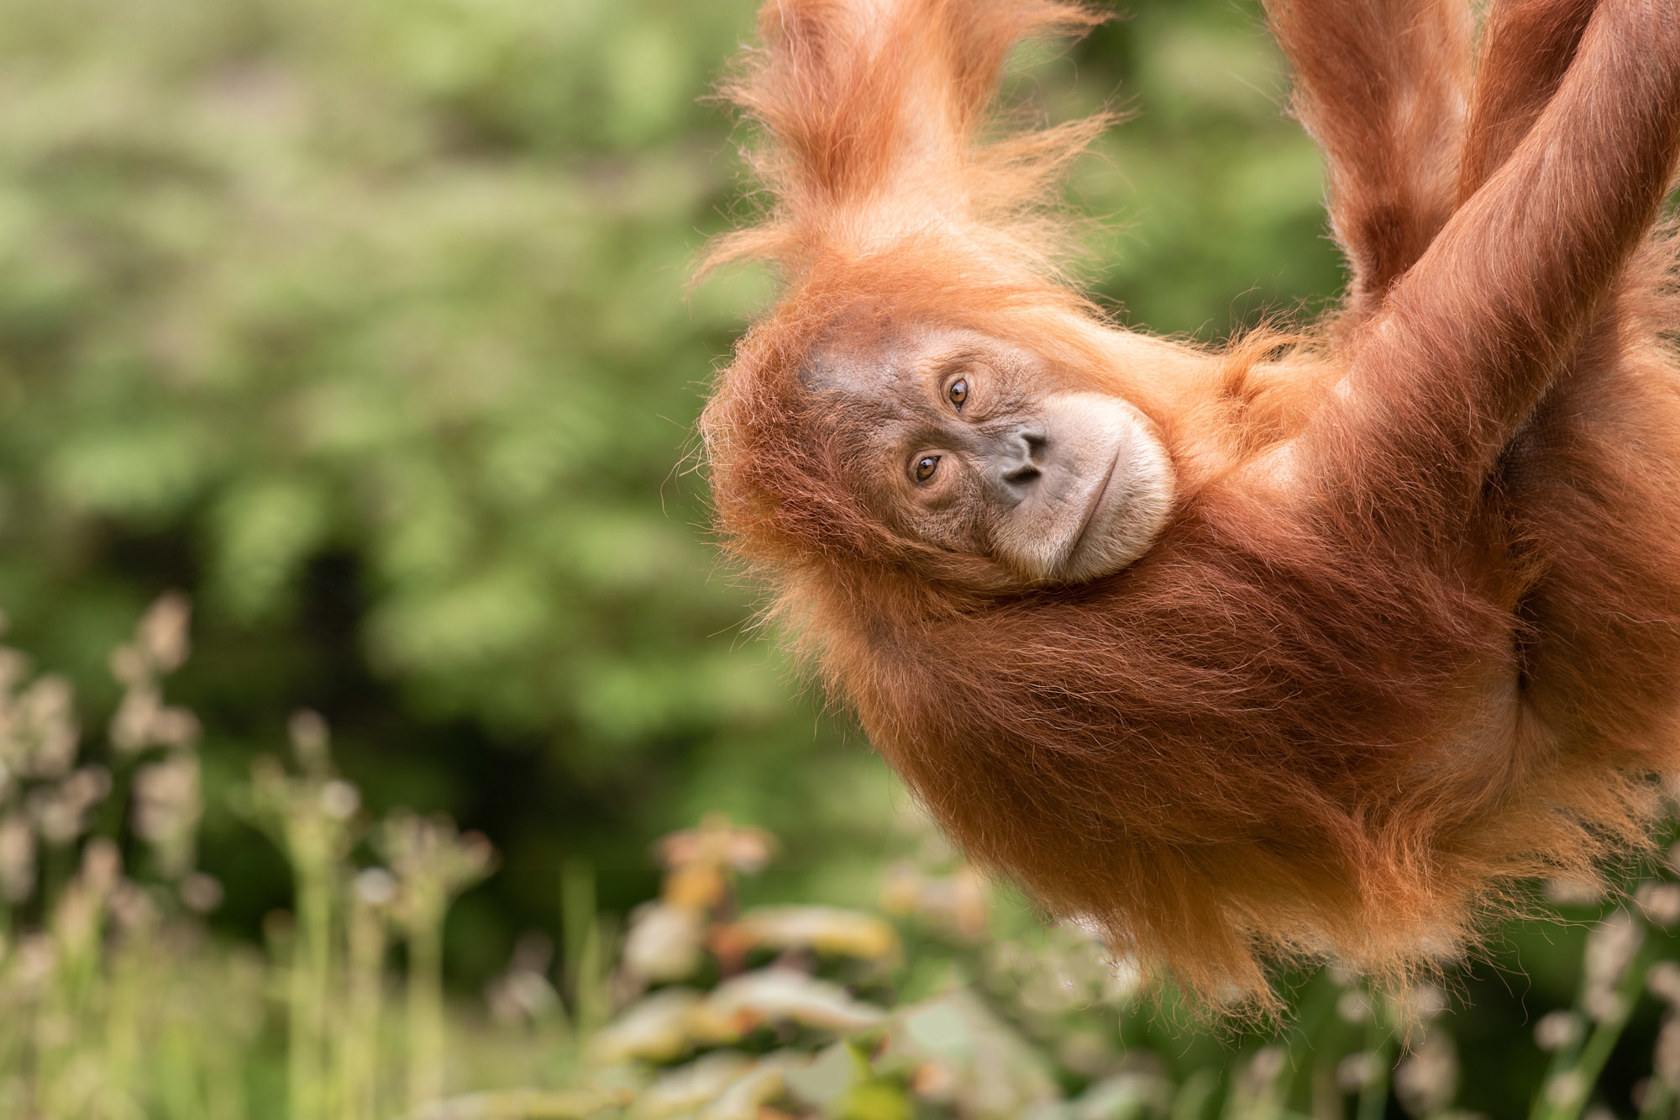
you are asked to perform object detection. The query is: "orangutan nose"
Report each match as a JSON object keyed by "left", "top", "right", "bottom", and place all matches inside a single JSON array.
[{"left": 998, "top": 430, "right": 1047, "bottom": 490}]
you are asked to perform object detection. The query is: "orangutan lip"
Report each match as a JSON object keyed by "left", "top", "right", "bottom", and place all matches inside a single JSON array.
[{"left": 1066, "top": 452, "right": 1120, "bottom": 563}]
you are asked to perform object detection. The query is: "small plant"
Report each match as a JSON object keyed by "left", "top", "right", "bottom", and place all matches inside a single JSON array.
[
  {"left": 241, "top": 703, "right": 498, "bottom": 1119},
  {"left": 0, "top": 598, "right": 501, "bottom": 1119}
]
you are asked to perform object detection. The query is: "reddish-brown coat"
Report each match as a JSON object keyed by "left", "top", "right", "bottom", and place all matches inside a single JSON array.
[{"left": 701, "top": 0, "right": 1680, "bottom": 1005}]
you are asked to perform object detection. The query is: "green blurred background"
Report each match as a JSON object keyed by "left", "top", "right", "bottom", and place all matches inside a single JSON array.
[{"left": 17, "top": 1, "right": 1652, "bottom": 1110}]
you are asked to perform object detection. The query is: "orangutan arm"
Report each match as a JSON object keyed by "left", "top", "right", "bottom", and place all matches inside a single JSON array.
[
  {"left": 1262, "top": 0, "right": 1472, "bottom": 318},
  {"left": 1296, "top": 0, "right": 1680, "bottom": 536},
  {"left": 1457, "top": 0, "right": 1600, "bottom": 202}
]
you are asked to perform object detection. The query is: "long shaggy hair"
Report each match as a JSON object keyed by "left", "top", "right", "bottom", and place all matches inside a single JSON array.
[{"left": 700, "top": 0, "right": 1680, "bottom": 1008}]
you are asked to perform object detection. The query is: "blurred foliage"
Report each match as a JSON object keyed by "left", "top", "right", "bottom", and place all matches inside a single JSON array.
[
  {"left": 0, "top": 0, "right": 896, "bottom": 952},
  {"left": 591, "top": 817, "right": 1680, "bottom": 1120}
]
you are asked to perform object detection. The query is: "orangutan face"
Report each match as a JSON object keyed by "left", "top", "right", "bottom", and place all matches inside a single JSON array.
[{"left": 804, "top": 326, "right": 1177, "bottom": 584}]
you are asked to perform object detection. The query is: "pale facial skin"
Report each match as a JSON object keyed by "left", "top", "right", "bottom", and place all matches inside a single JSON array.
[{"left": 805, "top": 327, "right": 1178, "bottom": 584}]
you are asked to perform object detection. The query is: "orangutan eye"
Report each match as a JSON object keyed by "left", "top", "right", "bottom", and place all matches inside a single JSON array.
[
  {"left": 913, "top": 454, "right": 941, "bottom": 482},
  {"left": 948, "top": 378, "right": 969, "bottom": 409}
]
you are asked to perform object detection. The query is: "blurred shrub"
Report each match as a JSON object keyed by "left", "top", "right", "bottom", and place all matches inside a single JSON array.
[
  {"left": 0, "top": 0, "right": 773, "bottom": 736},
  {"left": 0, "top": 0, "right": 820, "bottom": 939}
]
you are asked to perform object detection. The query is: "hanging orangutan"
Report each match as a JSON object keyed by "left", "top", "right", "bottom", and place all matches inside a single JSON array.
[{"left": 699, "top": 0, "right": 1680, "bottom": 1005}]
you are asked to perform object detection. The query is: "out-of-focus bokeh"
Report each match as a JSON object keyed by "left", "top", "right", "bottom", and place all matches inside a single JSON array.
[{"left": 3, "top": 0, "right": 1678, "bottom": 1117}]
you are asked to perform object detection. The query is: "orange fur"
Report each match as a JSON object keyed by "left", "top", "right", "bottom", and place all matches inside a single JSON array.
[{"left": 700, "top": 0, "right": 1680, "bottom": 1008}]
